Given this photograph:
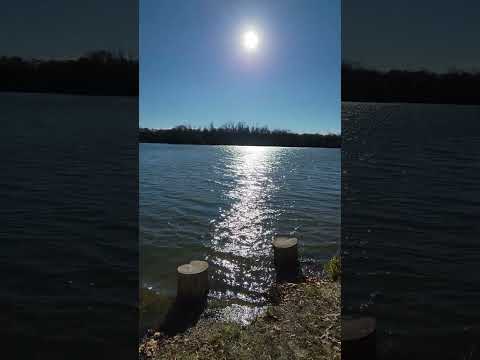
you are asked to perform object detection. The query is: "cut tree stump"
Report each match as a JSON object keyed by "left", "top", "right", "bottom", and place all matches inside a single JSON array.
[
  {"left": 342, "top": 316, "right": 376, "bottom": 359},
  {"left": 272, "top": 235, "right": 298, "bottom": 276},
  {"left": 176, "top": 260, "right": 209, "bottom": 303}
]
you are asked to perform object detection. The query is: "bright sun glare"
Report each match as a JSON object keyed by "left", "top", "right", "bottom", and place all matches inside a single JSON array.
[{"left": 242, "top": 30, "right": 259, "bottom": 52}]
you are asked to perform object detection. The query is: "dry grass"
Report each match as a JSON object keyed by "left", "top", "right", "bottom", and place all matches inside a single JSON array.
[
  {"left": 323, "top": 255, "right": 341, "bottom": 281},
  {"left": 139, "top": 276, "right": 340, "bottom": 360}
]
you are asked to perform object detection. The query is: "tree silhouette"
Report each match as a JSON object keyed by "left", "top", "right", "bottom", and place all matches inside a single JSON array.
[
  {"left": 342, "top": 62, "right": 480, "bottom": 104},
  {"left": 0, "top": 50, "right": 138, "bottom": 96},
  {"left": 140, "top": 123, "right": 341, "bottom": 148}
]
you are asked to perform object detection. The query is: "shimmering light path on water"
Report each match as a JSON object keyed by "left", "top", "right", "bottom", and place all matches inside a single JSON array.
[{"left": 140, "top": 144, "right": 340, "bottom": 329}]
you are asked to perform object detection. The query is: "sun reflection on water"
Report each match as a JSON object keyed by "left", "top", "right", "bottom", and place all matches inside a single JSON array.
[
  {"left": 140, "top": 144, "right": 340, "bottom": 331},
  {"left": 207, "top": 146, "right": 283, "bottom": 306}
]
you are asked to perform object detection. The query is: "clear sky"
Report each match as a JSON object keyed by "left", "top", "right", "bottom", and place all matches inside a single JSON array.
[
  {"left": 140, "top": 0, "right": 340, "bottom": 134},
  {"left": 343, "top": 0, "right": 480, "bottom": 73},
  {"left": 0, "top": 0, "right": 138, "bottom": 59}
]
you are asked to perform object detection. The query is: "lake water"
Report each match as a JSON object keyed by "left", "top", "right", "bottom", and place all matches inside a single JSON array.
[
  {"left": 140, "top": 144, "right": 340, "bottom": 330},
  {"left": 342, "top": 102, "right": 480, "bottom": 359},
  {"left": 0, "top": 92, "right": 138, "bottom": 357}
]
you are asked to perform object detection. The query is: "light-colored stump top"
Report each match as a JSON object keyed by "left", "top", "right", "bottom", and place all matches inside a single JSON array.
[
  {"left": 177, "top": 260, "right": 209, "bottom": 275},
  {"left": 272, "top": 235, "right": 298, "bottom": 249},
  {"left": 342, "top": 317, "right": 376, "bottom": 341}
]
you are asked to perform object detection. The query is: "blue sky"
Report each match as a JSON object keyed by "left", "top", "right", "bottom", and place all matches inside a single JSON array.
[
  {"left": 0, "top": 0, "right": 138, "bottom": 59},
  {"left": 140, "top": 0, "right": 340, "bottom": 134},
  {"left": 343, "top": 0, "right": 480, "bottom": 73}
]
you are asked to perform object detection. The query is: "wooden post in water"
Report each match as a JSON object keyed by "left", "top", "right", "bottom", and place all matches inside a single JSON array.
[
  {"left": 272, "top": 235, "right": 299, "bottom": 277},
  {"left": 342, "top": 316, "right": 377, "bottom": 359},
  {"left": 176, "top": 260, "right": 209, "bottom": 303}
]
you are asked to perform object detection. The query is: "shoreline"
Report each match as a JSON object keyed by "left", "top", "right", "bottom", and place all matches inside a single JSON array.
[
  {"left": 139, "top": 126, "right": 341, "bottom": 149},
  {"left": 0, "top": 90, "right": 138, "bottom": 98},
  {"left": 341, "top": 99, "right": 480, "bottom": 107},
  {"left": 139, "top": 275, "right": 340, "bottom": 360},
  {"left": 140, "top": 141, "right": 341, "bottom": 149}
]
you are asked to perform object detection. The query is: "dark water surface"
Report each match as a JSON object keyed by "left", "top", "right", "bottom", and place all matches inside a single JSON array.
[
  {"left": 140, "top": 144, "right": 340, "bottom": 330},
  {"left": 0, "top": 93, "right": 138, "bottom": 357},
  {"left": 342, "top": 102, "right": 480, "bottom": 359}
]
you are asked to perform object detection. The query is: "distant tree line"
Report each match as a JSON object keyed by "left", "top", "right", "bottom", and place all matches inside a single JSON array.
[
  {"left": 140, "top": 123, "right": 341, "bottom": 148},
  {"left": 342, "top": 63, "right": 480, "bottom": 104},
  {"left": 0, "top": 50, "right": 138, "bottom": 96}
]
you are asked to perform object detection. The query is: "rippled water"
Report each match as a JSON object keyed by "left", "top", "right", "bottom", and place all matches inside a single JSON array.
[
  {"left": 140, "top": 144, "right": 340, "bottom": 330},
  {"left": 0, "top": 93, "right": 138, "bottom": 352},
  {"left": 342, "top": 102, "right": 480, "bottom": 359}
]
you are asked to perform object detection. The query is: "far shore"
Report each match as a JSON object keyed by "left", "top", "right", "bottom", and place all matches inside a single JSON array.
[
  {"left": 0, "top": 51, "right": 138, "bottom": 97},
  {"left": 342, "top": 63, "right": 480, "bottom": 105},
  {"left": 140, "top": 125, "right": 341, "bottom": 148}
]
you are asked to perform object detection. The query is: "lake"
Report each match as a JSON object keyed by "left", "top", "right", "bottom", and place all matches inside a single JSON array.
[
  {"left": 342, "top": 102, "right": 480, "bottom": 359},
  {"left": 0, "top": 92, "right": 138, "bottom": 356},
  {"left": 140, "top": 144, "right": 340, "bottom": 330}
]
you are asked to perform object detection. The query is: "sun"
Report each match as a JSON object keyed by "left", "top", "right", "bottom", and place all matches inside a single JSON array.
[{"left": 242, "top": 30, "right": 259, "bottom": 52}]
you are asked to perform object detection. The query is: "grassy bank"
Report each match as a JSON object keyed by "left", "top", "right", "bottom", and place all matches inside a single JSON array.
[{"left": 139, "top": 273, "right": 340, "bottom": 360}]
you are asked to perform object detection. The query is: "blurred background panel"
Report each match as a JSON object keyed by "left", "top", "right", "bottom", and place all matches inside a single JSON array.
[
  {"left": 342, "top": 1, "right": 480, "bottom": 358},
  {"left": 0, "top": 1, "right": 138, "bottom": 359}
]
